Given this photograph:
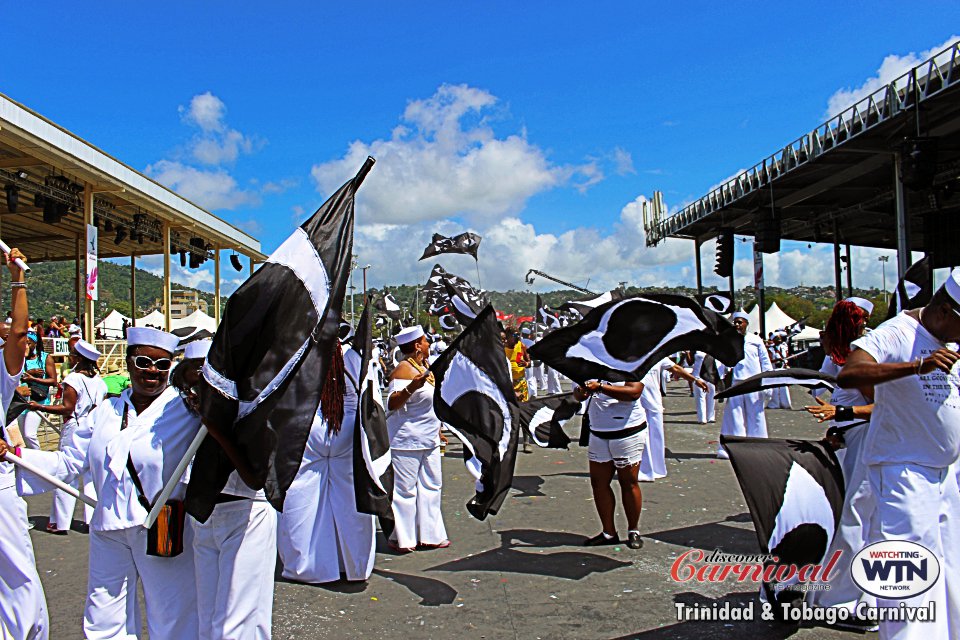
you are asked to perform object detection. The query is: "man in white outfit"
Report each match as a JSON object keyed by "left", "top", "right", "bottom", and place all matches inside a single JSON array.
[
  {"left": 692, "top": 352, "right": 716, "bottom": 423},
  {"left": 716, "top": 311, "right": 772, "bottom": 458},
  {"left": 837, "top": 270, "right": 960, "bottom": 640}
]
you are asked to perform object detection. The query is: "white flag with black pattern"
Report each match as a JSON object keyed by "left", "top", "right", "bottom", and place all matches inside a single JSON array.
[
  {"left": 695, "top": 292, "right": 733, "bottom": 314},
  {"left": 431, "top": 305, "right": 519, "bottom": 520},
  {"left": 529, "top": 294, "right": 745, "bottom": 384},
  {"left": 516, "top": 393, "right": 580, "bottom": 449}
]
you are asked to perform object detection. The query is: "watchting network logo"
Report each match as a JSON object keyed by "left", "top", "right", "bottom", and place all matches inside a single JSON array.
[{"left": 851, "top": 541, "right": 940, "bottom": 600}]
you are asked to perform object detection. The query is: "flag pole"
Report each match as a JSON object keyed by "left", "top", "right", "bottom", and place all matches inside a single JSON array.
[
  {"left": 5, "top": 451, "right": 96, "bottom": 507},
  {"left": 474, "top": 258, "right": 482, "bottom": 290},
  {"left": 143, "top": 426, "right": 207, "bottom": 529}
]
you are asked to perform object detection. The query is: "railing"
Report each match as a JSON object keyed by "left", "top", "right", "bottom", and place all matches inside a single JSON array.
[{"left": 646, "top": 41, "right": 960, "bottom": 246}]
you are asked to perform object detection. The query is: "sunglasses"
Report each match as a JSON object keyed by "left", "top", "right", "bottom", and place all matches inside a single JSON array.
[{"left": 130, "top": 355, "right": 173, "bottom": 372}]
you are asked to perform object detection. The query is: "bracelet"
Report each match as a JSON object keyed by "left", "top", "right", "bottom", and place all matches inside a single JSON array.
[
  {"left": 916, "top": 357, "right": 924, "bottom": 375},
  {"left": 10, "top": 282, "right": 25, "bottom": 289},
  {"left": 835, "top": 405, "right": 854, "bottom": 421}
]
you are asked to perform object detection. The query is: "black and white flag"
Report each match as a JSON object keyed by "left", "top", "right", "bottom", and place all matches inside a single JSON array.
[
  {"left": 431, "top": 305, "right": 519, "bottom": 520},
  {"left": 351, "top": 303, "right": 394, "bottom": 530},
  {"left": 375, "top": 292, "right": 402, "bottom": 321},
  {"left": 558, "top": 289, "right": 622, "bottom": 318},
  {"left": 516, "top": 393, "right": 580, "bottom": 449},
  {"left": 422, "top": 264, "right": 486, "bottom": 325},
  {"left": 715, "top": 369, "right": 835, "bottom": 400},
  {"left": 172, "top": 325, "right": 215, "bottom": 348},
  {"left": 695, "top": 292, "right": 733, "bottom": 314},
  {"left": 529, "top": 294, "right": 745, "bottom": 385},
  {"left": 187, "top": 157, "right": 373, "bottom": 520},
  {"left": 536, "top": 294, "right": 561, "bottom": 332},
  {"left": 721, "top": 436, "right": 844, "bottom": 605},
  {"left": 785, "top": 317, "right": 807, "bottom": 338},
  {"left": 419, "top": 231, "right": 482, "bottom": 261},
  {"left": 886, "top": 256, "right": 932, "bottom": 320}
]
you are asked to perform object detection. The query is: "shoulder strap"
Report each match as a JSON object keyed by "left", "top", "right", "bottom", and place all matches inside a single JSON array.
[{"left": 120, "top": 405, "right": 153, "bottom": 511}]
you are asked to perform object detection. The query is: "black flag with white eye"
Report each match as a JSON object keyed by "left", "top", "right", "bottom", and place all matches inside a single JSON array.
[
  {"left": 721, "top": 436, "right": 844, "bottom": 606},
  {"left": 695, "top": 292, "right": 733, "bottom": 315},
  {"left": 419, "top": 231, "right": 482, "bottom": 261},
  {"left": 529, "top": 294, "right": 745, "bottom": 385},
  {"left": 351, "top": 303, "right": 394, "bottom": 533},
  {"left": 188, "top": 157, "right": 373, "bottom": 521},
  {"left": 515, "top": 393, "right": 580, "bottom": 449},
  {"left": 374, "top": 292, "right": 402, "bottom": 320},
  {"left": 886, "top": 256, "right": 932, "bottom": 321},
  {"left": 715, "top": 368, "right": 835, "bottom": 400},
  {"left": 536, "top": 294, "right": 562, "bottom": 333},
  {"left": 438, "top": 314, "right": 459, "bottom": 332},
  {"left": 431, "top": 305, "right": 519, "bottom": 520},
  {"left": 558, "top": 289, "right": 622, "bottom": 318}
]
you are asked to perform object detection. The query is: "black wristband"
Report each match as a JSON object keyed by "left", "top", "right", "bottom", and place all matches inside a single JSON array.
[{"left": 835, "top": 405, "right": 854, "bottom": 421}]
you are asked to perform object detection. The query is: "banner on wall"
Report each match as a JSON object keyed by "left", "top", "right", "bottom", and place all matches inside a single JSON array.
[{"left": 86, "top": 224, "right": 98, "bottom": 301}]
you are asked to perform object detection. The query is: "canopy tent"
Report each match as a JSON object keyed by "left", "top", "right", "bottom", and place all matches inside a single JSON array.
[
  {"left": 745, "top": 302, "right": 797, "bottom": 334},
  {"left": 95, "top": 310, "right": 130, "bottom": 339},
  {"left": 170, "top": 309, "right": 218, "bottom": 332},
  {"left": 137, "top": 309, "right": 166, "bottom": 328},
  {"left": 793, "top": 324, "right": 822, "bottom": 342}
]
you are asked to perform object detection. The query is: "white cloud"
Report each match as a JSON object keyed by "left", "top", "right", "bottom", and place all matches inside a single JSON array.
[
  {"left": 732, "top": 242, "right": 897, "bottom": 290},
  {"left": 825, "top": 36, "right": 959, "bottom": 117},
  {"left": 180, "top": 92, "right": 227, "bottom": 133},
  {"left": 613, "top": 147, "right": 636, "bottom": 176},
  {"left": 146, "top": 160, "right": 260, "bottom": 210},
  {"left": 178, "top": 93, "right": 260, "bottom": 166},
  {"left": 310, "top": 83, "right": 609, "bottom": 225}
]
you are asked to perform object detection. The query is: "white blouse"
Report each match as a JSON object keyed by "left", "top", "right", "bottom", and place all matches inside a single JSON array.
[
  {"left": 386, "top": 376, "right": 441, "bottom": 450},
  {"left": 17, "top": 386, "right": 201, "bottom": 531}
]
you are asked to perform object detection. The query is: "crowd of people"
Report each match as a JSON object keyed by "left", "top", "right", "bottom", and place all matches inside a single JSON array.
[{"left": 1, "top": 243, "right": 958, "bottom": 640}]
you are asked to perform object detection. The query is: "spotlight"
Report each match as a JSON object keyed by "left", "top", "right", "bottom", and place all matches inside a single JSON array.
[
  {"left": 42, "top": 199, "right": 58, "bottom": 223},
  {"left": 15, "top": 170, "right": 28, "bottom": 180},
  {"left": 105, "top": 219, "right": 114, "bottom": 232},
  {"left": 93, "top": 215, "right": 100, "bottom": 228},
  {"left": 4, "top": 185, "right": 18, "bottom": 213},
  {"left": 230, "top": 253, "right": 243, "bottom": 271},
  {"left": 137, "top": 233, "right": 144, "bottom": 245},
  {"left": 179, "top": 250, "right": 186, "bottom": 267},
  {"left": 114, "top": 227, "right": 128, "bottom": 245}
]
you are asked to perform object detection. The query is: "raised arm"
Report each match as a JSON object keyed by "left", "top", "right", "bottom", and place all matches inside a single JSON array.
[{"left": 4, "top": 248, "right": 28, "bottom": 377}]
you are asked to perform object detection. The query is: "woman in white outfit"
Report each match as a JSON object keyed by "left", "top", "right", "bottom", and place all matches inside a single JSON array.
[
  {"left": 7, "top": 327, "right": 201, "bottom": 639},
  {"left": 278, "top": 340, "right": 377, "bottom": 583},
  {"left": 691, "top": 352, "right": 716, "bottom": 423},
  {"left": 28, "top": 339, "right": 107, "bottom": 534},
  {"left": 386, "top": 326, "right": 448, "bottom": 553}
]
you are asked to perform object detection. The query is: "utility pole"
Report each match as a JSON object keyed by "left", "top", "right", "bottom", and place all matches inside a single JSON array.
[{"left": 879, "top": 255, "right": 890, "bottom": 304}]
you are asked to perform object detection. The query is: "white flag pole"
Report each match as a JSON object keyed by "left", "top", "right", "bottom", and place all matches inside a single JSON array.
[
  {"left": 143, "top": 426, "right": 207, "bottom": 529},
  {"left": 5, "top": 451, "right": 96, "bottom": 507},
  {"left": 0, "top": 238, "right": 30, "bottom": 272}
]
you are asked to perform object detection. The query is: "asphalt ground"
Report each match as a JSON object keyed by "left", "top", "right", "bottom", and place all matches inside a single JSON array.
[{"left": 24, "top": 383, "right": 859, "bottom": 639}]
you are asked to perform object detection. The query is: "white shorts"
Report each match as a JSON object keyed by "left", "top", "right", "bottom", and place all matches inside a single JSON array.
[{"left": 588, "top": 430, "right": 647, "bottom": 468}]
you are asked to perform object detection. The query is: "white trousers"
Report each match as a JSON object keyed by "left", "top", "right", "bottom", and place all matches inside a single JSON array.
[
  {"left": 717, "top": 391, "right": 767, "bottom": 456},
  {"left": 767, "top": 383, "right": 792, "bottom": 409},
  {"left": 535, "top": 363, "right": 547, "bottom": 390},
  {"left": 808, "top": 423, "right": 875, "bottom": 613},
  {"left": 694, "top": 382, "right": 716, "bottom": 423},
  {"left": 50, "top": 472, "right": 96, "bottom": 529},
  {"left": 866, "top": 463, "right": 960, "bottom": 640},
  {"left": 637, "top": 410, "right": 666, "bottom": 481},
  {"left": 524, "top": 367, "right": 539, "bottom": 398},
  {"left": 192, "top": 500, "right": 277, "bottom": 640},
  {"left": 18, "top": 412, "right": 41, "bottom": 450},
  {"left": 543, "top": 366, "right": 562, "bottom": 395},
  {"left": 390, "top": 448, "right": 447, "bottom": 548},
  {"left": 85, "top": 525, "right": 199, "bottom": 639},
  {"left": 0, "top": 485, "right": 48, "bottom": 640}
]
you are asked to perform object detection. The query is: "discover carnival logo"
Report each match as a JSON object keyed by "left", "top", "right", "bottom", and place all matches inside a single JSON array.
[
  {"left": 851, "top": 540, "right": 940, "bottom": 599},
  {"left": 670, "top": 548, "right": 841, "bottom": 589}
]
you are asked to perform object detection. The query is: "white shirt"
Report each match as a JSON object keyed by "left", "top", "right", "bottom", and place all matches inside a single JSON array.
[
  {"left": 387, "top": 374, "right": 441, "bottom": 450},
  {"left": 854, "top": 312, "right": 960, "bottom": 468},
  {"left": 0, "top": 364, "right": 22, "bottom": 490},
  {"left": 640, "top": 359, "right": 674, "bottom": 414},
  {"left": 719, "top": 333, "right": 773, "bottom": 382},
  {"left": 18, "top": 386, "right": 201, "bottom": 531},
  {"left": 587, "top": 382, "right": 647, "bottom": 432}
]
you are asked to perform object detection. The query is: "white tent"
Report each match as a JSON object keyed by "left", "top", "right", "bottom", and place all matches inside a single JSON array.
[
  {"left": 171, "top": 309, "right": 217, "bottom": 332},
  {"left": 746, "top": 302, "right": 797, "bottom": 334},
  {"left": 793, "top": 324, "right": 822, "bottom": 342},
  {"left": 95, "top": 310, "right": 130, "bottom": 339},
  {"left": 137, "top": 309, "right": 166, "bottom": 328}
]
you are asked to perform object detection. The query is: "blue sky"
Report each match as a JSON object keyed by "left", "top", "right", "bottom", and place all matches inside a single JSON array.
[{"left": 5, "top": 3, "right": 959, "bottom": 294}]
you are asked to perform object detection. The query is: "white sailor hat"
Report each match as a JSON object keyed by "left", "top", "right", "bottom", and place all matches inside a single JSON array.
[
  {"left": 184, "top": 340, "right": 212, "bottom": 361},
  {"left": 74, "top": 339, "right": 100, "bottom": 362},
  {"left": 395, "top": 326, "right": 425, "bottom": 346},
  {"left": 731, "top": 311, "right": 750, "bottom": 322},
  {"left": 126, "top": 326, "right": 180, "bottom": 354},
  {"left": 845, "top": 297, "right": 874, "bottom": 315},
  {"left": 945, "top": 268, "right": 960, "bottom": 306}
]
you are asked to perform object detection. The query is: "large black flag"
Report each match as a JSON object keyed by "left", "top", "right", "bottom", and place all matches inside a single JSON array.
[
  {"left": 419, "top": 231, "right": 482, "bottom": 261},
  {"left": 515, "top": 393, "right": 580, "bottom": 449},
  {"left": 886, "top": 256, "right": 932, "bottom": 320},
  {"left": 431, "top": 305, "right": 519, "bottom": 520},
  {"left": 721, "top": 436, "right": 844, "bottom": 605},
  {"left": 695, "top": 292, "right": 733, "bottom": 314},
  {"left": 188, "top": 157, "right": 373, "bottom": 520},
  {"left": 529, "top": 294, "right": 744, "bottom": 385},
  {"left": 715, "top": 369, "right": 835, "bottom": 400},
  {"left": 351, "top": 303, "right": 394, "bottom": 530}
]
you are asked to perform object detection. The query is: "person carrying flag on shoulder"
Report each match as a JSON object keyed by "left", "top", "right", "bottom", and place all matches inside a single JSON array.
[{"left": 716, "top": 311, "right": 772, "bottom": 459}]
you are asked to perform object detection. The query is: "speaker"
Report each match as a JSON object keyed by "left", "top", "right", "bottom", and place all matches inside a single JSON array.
[
  {"left": 755, "top": 209, "right": 780, "bottom": 254},
  {"left": 714, "top": 228, "right": 734, "bottom": 277},
  {"left": 900, "top": 137, "right": 938, "bottom": 191},
  {"left": 924, "top": 210, "right": 960, "bottom": 269}
]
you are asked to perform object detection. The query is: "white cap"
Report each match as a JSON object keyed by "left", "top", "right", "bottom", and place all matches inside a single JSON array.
[
  {"left": 944, "top": 268, "right": 960, "bottom": 306},
  {"left": 184, "top": 340, "right": 212, "bottom": 360},
  {"left": 846, "top": 297, "right": 874, "bottom": 315},
  {"left": 395, "top": 326, "right": 425, "bottom": 346},
  {"left": 521, "top": 327, "right": 531, "bottom": 335},
  {"left": 731, "top": 311, "right": 749, "bottom": 322},
  {"left": 74, "top": 339, "right": 100, "bottom": 362},
  {"left": 126, "top": 326, "right": 180, "bottom": 354}
]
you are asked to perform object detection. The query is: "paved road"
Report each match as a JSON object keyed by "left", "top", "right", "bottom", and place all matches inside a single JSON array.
[{"left": 25, "top": 384, "right": 855, "bottom": 639}]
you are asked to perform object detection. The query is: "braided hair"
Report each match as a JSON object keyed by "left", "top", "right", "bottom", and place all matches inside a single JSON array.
[
  {"left": 320, "top": 341, "right": 346, "bottom": 434},
  {"left": 824, "top": 300, "right": 869, "bottom": 366}
]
